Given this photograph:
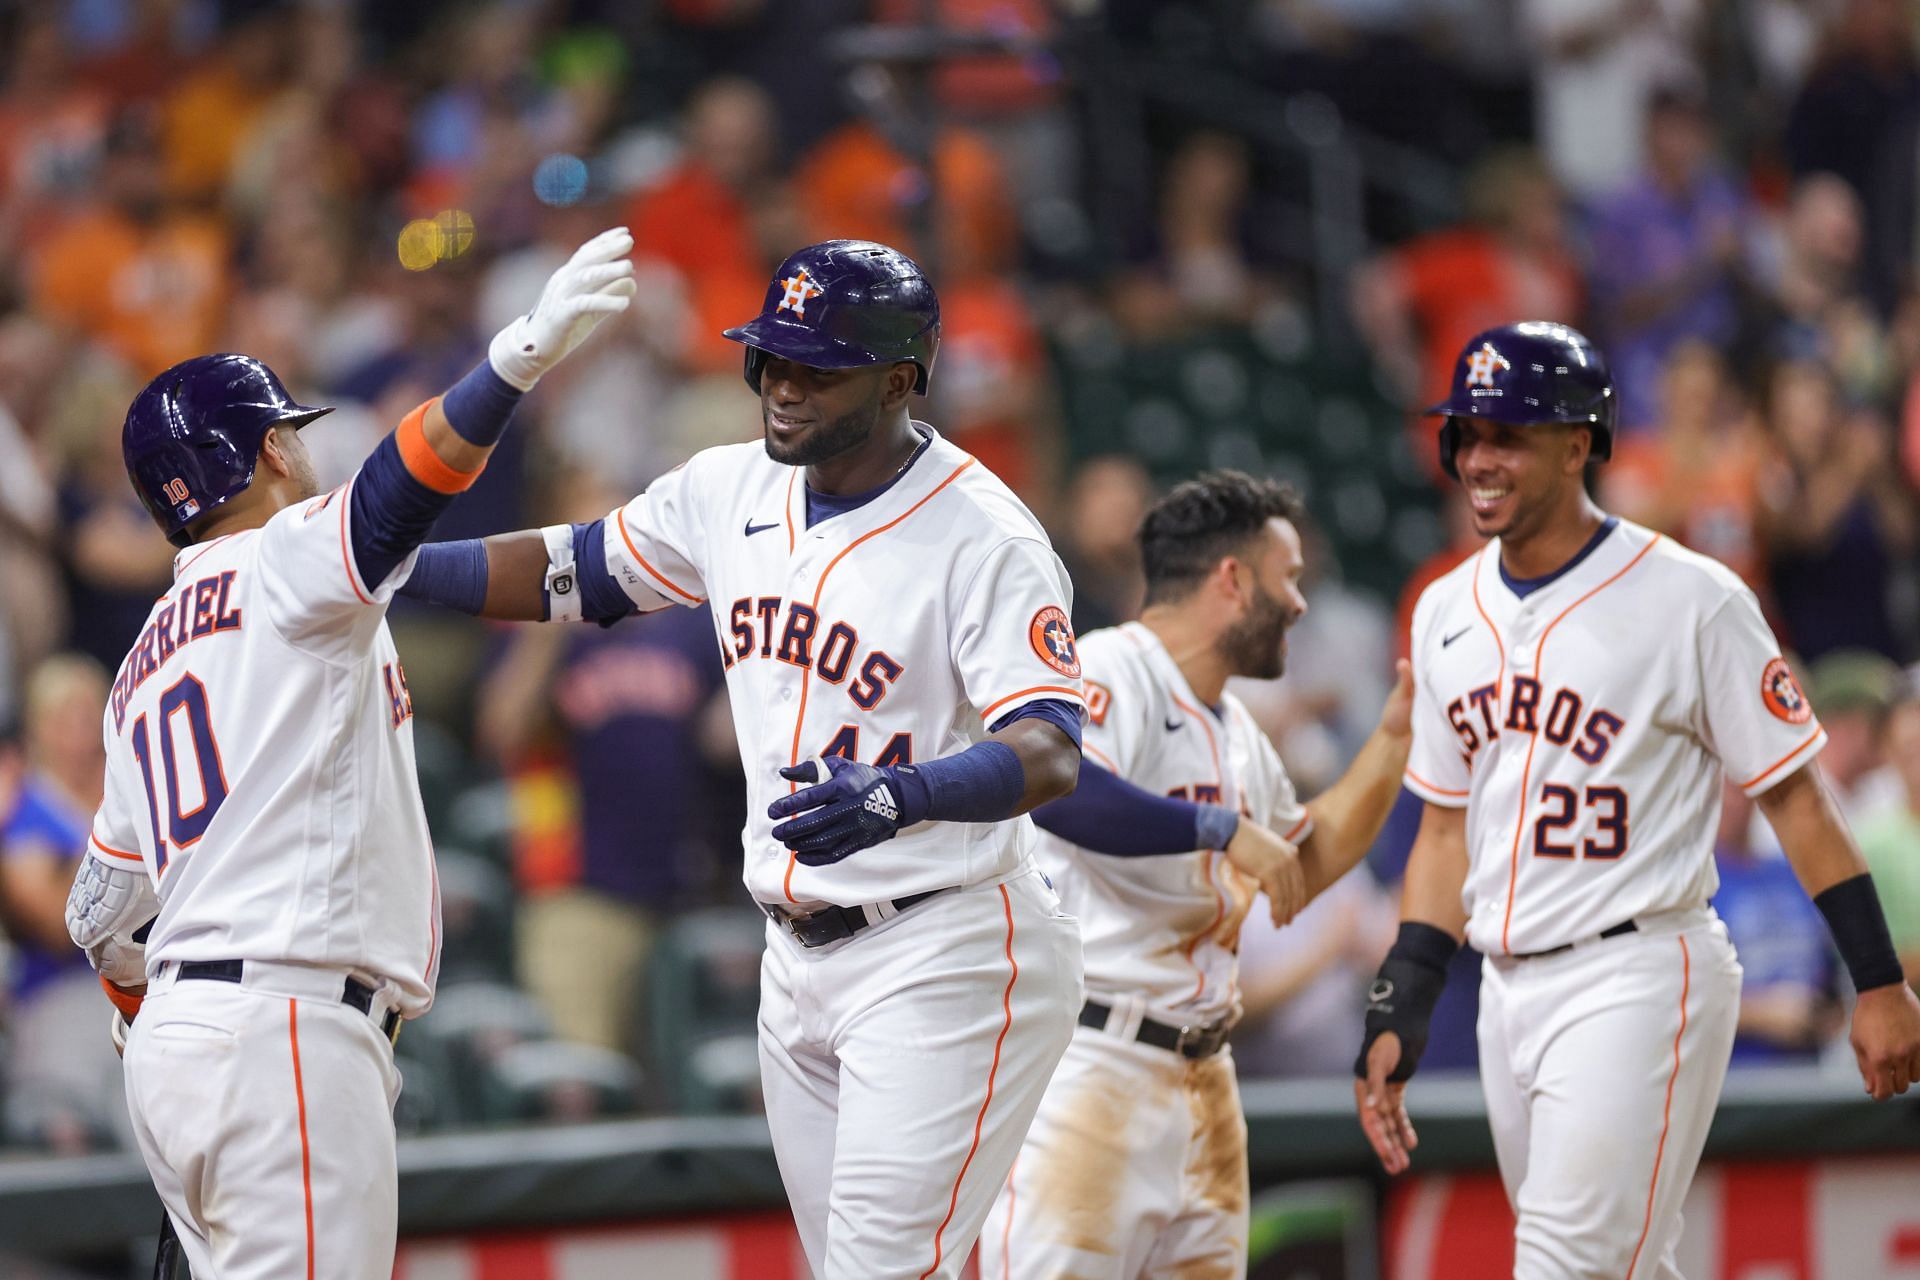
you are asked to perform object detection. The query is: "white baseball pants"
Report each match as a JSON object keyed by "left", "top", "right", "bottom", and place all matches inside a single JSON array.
[
  {"left": 759, "top": 866, "right": 1082, "bottom": 1280},
  {"left": 123, "top": 961, "right": 404, "bottom": 1280},
  {"left": 1479, "top": 910, "right": 1741, "bottom": 1280}
]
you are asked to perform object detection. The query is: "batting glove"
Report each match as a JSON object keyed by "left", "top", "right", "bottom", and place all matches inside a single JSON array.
[
  {"left": 487, "top": 226, "right": 638, "bottom": 391},
  {"left": 769, "top": 756, "right": 931, "bottom": 865}
]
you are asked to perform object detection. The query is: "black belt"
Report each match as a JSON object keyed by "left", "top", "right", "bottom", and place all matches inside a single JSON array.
[
  {"left": 1079, "top": 999, "right": 1231, "bottom": 1060},
  {"left": 1511, "top": 919, "right": 1638, "bottom": 961},
  {"left": 176, "top": 959, "right": 403, "bottom": 1045},
  {"left": 762, "top": 888, "right": 946, "bottom": 948}
]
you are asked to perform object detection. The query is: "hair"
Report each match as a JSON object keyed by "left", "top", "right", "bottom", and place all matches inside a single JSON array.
[
  {"left": 1137, "top": 470, "right": 1303, "bottom": 605},
  {"left": 24, "top": 652, "right": 108, "bottom": 753}
]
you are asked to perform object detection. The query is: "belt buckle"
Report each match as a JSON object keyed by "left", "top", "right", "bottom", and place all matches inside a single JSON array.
[{"left": 1173, "top": 1024, "right": 1200, "bottom": 1056}]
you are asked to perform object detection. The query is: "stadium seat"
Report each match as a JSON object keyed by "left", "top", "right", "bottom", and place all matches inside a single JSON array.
[{"left": 644, "top": 907, "right": 769, "bottom": 1113}]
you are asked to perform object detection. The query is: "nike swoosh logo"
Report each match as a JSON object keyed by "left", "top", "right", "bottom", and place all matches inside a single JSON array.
[
  {"left": 744, "top": 520, "right": 780, "bottom": 537},
  {"left": 1441, "top": 626, "right": 1472, "bottom": 648},
  {"left": 1164, "top": 718, "right": 1181, "bottom": 732}
]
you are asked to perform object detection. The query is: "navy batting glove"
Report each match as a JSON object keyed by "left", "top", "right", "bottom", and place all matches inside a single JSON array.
[{"left": 769, "top": 756, "right": 931, "bottom": 865}]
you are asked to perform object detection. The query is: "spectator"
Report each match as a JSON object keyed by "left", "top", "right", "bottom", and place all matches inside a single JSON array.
[
  {"left": 1756, "top": 360, "right": 1916, "bottom": 663},
  {"left": 1805, "top": 650, "right": 1903, "bottom": 829},
  {"left": 1522, "top": 0, "right": 1700, "bottom": 198},
  {"left": 1711, "top": 781, "right": 1842, "bottom": 1063},
  {"left": 0, "top": 654, "right": 121, "bottom": 1152},
  {"left": 476, "top": 479, "right": 736, "bottom": 1063},
  {"left": 1757, "top": 173, "right": 1888, "bottom": 404},
  {"left": 1856, "top": 680, "right": 1920, "bottom": 987},
  {"left": 26, "top": 104, "right": 231, "bottom": 377},
  {"left": 1152, "top": 132, "right": 1272, "bottom": 328},
  {"left": 0, "top": 12, "right": 110, "bottom": 270},
  {"left": 158, "top": 6, "right": 293, "bottom": 206},
  {"left": 1602, "top": 340, "right": 1770, "bottom": 592},
  {"left": 1351, "top": 147, "right": 1582, "bottom": 450},
  {"left": 1587, "top": 78, "right": 1754, "bottom": 433},
  {"left": 795, "top": 80, "right": 1017, "bottom": 277},
  {"left": 1783, "top": 0, "right": 1920, "bottom": 316},
  {"left": 46, "top": 352, "right": 173, "bottom": 671},
  {"left": 627, "top": 76, "right": 785, "bottom": 376},
  {"left": 1052, "top": 455, "right": 1151, "bottom": 635}
]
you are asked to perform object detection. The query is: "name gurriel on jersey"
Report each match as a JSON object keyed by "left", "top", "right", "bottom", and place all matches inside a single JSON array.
[
  {"left": 110, "top": 570, "right": 243, "bottom": 733},
  {"left": 721, "top": 594, "right": 905, "bottom": 710}
]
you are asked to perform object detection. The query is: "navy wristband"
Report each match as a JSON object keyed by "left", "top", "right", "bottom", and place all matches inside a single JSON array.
[
  {"left": 441, "top": 360, "right": 523, "bottom": 447},
  {"left": 1813, "top": 873, "right": 1905, "bottom": 993}
]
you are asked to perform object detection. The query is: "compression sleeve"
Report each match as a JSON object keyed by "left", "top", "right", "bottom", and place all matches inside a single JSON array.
[
  {"left": 988, "top": 697, "right": 1083, "bottom": 748},
  {"left": 1031, "top": 760, "right": 1239, "bottom": 857}
]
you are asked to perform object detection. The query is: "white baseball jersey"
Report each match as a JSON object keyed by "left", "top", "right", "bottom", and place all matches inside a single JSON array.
[
  {"left": 87, "top": 483, "right": 440, "bottom": 1013},
  {"left": 1034, "top": 621, "right": 1312, "bottom": 1026},
  {"left": 602, "top": 424, "right": 1086, "bottom": 907},
  {"left": 1402, "top": 517, "right": 1825, "bottom": 957}
]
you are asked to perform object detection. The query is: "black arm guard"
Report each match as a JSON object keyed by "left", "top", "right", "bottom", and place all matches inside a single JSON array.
[
  {"left": 1354, "top": 921, "right": 1459, "bottom": 1083},
  {"left": 1813, "top": 872, "right": 1905, "bottom": 993}
]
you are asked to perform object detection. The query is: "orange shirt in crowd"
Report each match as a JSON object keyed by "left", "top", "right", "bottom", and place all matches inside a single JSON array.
[
  {"left": 1603, "top": 431, "right": 1769, "bottom": 594},
  {"left": 30, "top": 208, "right": 231, "bottom": 376},
  {"left": 1394, "top": 227, "right": 1583, "bottom": 481},
  {"left": 628, "top": 162, "right": 768, "bottom": 374},
  {"left": 796, "top": 122, "right": 1015, "bottom": 275},
  {"left": 162, "top": 61, "right": 277, "bottom": 203},
  {"left": 932, "top": 276, "right": 1048, "bottom": 497}
]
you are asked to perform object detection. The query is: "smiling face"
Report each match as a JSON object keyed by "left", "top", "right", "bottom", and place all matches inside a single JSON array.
[
  {"left": 757, "top": 356, "right": 915, "bottom": 468},
  {"left": 1450, "top": 416, "right": 1592, "bottom": 544}
]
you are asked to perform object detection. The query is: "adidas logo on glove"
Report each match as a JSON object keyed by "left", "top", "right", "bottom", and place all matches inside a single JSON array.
[{"left": 864, "top": 785, "right": 900, "bottom": 822}]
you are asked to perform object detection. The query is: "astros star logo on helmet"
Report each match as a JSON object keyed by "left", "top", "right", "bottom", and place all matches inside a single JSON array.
[
  {"left": 1465, "top": 342, "right": 1512, "bottom": 389},
  {"left": 777, "top": 269, "right": 824, "bottom": 319}
]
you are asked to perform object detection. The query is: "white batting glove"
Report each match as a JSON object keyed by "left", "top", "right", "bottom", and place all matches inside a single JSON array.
[{"left": 487, "top": 226, "right": 638, "bottom": 391}]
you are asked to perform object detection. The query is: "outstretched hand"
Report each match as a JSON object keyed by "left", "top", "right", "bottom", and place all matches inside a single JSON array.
[{"left": 488, "top": 226, "right": 638, "bottom": 390}]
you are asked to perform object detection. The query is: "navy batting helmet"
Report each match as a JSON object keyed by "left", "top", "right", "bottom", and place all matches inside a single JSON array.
[
  {"left": 123, "top": 353, "right": 334, "bottom": 547},
  {"left": 723, "top": 240, "right": 940, "bottom": 395},
  {"left": 1427, "top": 321, "right": 1615, "bottom": 479}
]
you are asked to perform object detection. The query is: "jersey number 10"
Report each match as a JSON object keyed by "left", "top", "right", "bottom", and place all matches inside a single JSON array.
[{"left": 129, "top": 675, "right": 230, "bottom": 874}]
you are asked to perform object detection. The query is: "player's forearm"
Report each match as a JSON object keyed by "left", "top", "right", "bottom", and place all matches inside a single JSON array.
[
  {"left": 403, "top": 523, "right": 640, "bottom": 623},
  {"left": 1763, "top": 763, "right": 1907, "bottom": 994},
  {"left": 348, "top": 362, "right": 522, "bottom": 587},
  {"left": 1399, "top": 807, "right": 1470, "bottom": 939},
  {"left": 1762, "top": 764, "right": 1870, "bottom": 897},
  {"left": 1301, "top": 722, "right": 1412, "bottom": 898},
  {"left": 991, "top": 717, "right": 1080, "bottom": 814}
]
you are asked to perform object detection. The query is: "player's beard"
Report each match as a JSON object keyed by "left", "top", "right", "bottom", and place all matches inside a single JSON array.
[
  {"left": 763, "top": 393, "right": 882, "bottom": 467},
  {"left": 1221, "top": 578, "right": 1296, "bottom": 680}
]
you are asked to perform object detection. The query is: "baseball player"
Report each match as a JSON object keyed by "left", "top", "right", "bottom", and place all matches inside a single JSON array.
[
  {"left": 397, "top": 240, "right": 1085, "bottom": 1278},
  {"left": 63, "top": 229, "right": 636, "bottom": 1279},
  {"left": 1355, "top": 322, "right": 1920, "bottom": 1278},
  {"left": 981, "top": 471, "right": 1415, "bottom": 1279}
]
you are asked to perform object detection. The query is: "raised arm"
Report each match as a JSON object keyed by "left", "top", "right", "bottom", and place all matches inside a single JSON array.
[{"left": 348, "top": 229, "right": 635, "bottom": 590}]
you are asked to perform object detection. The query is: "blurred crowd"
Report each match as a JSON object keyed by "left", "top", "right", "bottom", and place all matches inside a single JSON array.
[{"left": 0, "top": 0, "right": 1915, "bottom": 1157}]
